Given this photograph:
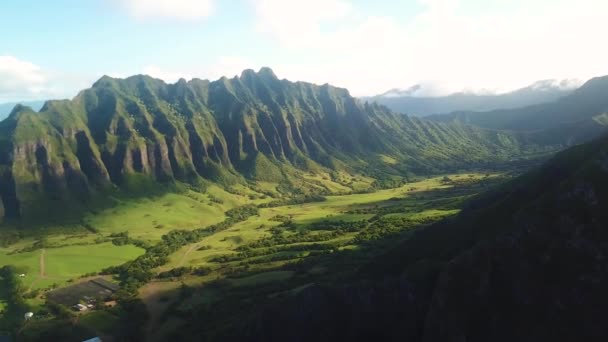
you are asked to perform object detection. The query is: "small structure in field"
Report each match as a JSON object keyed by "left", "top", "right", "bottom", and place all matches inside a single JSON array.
[
  {"left": 103, "top": 300, "right": 117, "bottom": 308},
  {"left": 47, "top": 277, "right": 120, "bottom": 307},
  {"left": 73, "top": 304, "right": 88, "bottom": 312}
]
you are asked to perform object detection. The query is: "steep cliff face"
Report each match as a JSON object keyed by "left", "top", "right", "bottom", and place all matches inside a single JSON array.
[{"left": 0, "top": 68, "right": 542, "bottom": 222}]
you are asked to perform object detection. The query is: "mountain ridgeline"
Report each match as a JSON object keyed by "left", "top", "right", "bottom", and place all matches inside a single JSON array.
[
  {"left": 366, "top": 80, "right": 577, "bottom": 117},
  {"left": 0, "top": 100, "right": 45, "bottom": 120},
  {"left": 0, "top": 68, "right": 543, "bottom": 222},
  {"left": 428, "top": 76, "right": 608, "bottom": 145}
]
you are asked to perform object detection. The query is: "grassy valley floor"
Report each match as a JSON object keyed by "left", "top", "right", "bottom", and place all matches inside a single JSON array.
[{"left": 0, "top": 172, "right": 509, "bottom": 340}]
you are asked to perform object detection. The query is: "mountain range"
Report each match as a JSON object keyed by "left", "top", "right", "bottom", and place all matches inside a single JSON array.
[
  {"left": 0, "top": 68, "right": 545, "bottom": 223},
  {"left": 427, "top": 76, "right": 608, "bottom": 145},
  {"left": 0, "top": 100, "right": 45, "bottom": 120},
  {"left": 366, "top": 79, "right": 579, "bottom": 116}
]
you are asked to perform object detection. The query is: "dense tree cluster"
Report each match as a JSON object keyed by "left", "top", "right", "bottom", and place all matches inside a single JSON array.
[
  {"left": 258, "top": 194, "right": 326, "bottom": 208},
  {"left": 0, "top": 265, "right": 29, "bottom": 334},
  {"left": 103, "top": 205, "right": 260, "bottom": 293},
  {"left": 354, "top": 217, "right": 419, "bottom": 243},
  {"left": 0, "top": 231, "right": 23, "bottom": 248}
]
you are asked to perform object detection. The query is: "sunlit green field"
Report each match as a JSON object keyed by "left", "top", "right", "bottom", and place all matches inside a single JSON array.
[
  {"left": 0, "top": 243, "right": 145, "bottom": 290},
  {"left": 160, "top": 173, "right": 495, "bottom": 270},
  {"left": 81, "top": 188, "right": 234, "bottom": 242},
  {"left": 1, "top": 172, "right": 496, "bottom": 286}
]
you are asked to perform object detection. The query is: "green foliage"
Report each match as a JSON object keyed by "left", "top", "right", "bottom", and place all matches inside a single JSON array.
[
  {"left": 103, "top": 205, "right": 260, "bottom": 292},
  {"left": 110, "top": 231, "right": 151, "bottom": 249},
  {"left": 157, "top": 267, "right": 193, "bottom": 279},
  {"left": 258, "top": 194, "right": 326, "bottom": 208},
  {"left": 0, "top": 265, "right": 29, "bottom": 334},
  {"left": 354, "top": 217, "right": 418, "bottom": 242},
  {"left": 224, "top": 205, "right": 259, "bottom": 221}
]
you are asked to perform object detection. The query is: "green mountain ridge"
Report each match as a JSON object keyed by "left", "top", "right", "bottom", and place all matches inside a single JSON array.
[
  {"left": 0, "top": 68, "right": 553, "bottom": 223},
  {"left": 0, "top": 101, "right": 45, "bottom": 121}
]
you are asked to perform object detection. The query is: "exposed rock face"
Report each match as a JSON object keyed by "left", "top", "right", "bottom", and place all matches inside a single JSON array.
[{"left": 0, "top": 69, "right": 537, "bottom": 222}]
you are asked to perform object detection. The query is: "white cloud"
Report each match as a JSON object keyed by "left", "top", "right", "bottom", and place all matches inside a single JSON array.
[
  {"left": 117, "top": 0, "right": 213, "bottom": 20},
  {"left": 0, "top": 54, "right": 257, "bottom": 103},
  {"left": 208, "top": 56, "right": 260, "bottom": 80},
  {"left": 0, "top": 56, "right": 51, "bottom": 102},
  {"left": 252, "top": 0, "right": 608, "bottom": 96},
  {"left": 0, "top": 56, "right": 103, "bottom": 103},
  {"left": 253, "top": 0, "right": 352, "bottom": 47}
]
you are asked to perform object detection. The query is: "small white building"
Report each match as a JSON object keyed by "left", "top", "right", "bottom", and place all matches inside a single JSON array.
[{"left": 73, "top": 304, "right": 88, "bottom": 312}]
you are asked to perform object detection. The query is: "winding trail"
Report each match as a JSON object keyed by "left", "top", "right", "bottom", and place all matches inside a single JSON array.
[
  {"left": 39, "top": 249, "right": 46, "bottom": 278},
  {"left": 28, "top": 249, "right": 63, "bottom": 290},
  {"left": 177, "top": 244, "right": 197, "bottom": 268}
]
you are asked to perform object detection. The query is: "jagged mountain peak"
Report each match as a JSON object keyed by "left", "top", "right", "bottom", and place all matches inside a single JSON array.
[
  {"left": 8, "top": 104, "right": 35, "bottom": 117},
  {"left": 258, "top": 66, "right": 278, "bottom": 78}
]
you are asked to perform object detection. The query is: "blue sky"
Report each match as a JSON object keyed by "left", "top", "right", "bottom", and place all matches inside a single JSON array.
[{"left": 1, "top": 0, "right": 607, "bottom": 102}]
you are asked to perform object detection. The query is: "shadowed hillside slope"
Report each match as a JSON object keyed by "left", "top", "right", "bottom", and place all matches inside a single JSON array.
[{"left": 215, "top": 132, "right": 608, "bottom": 342}]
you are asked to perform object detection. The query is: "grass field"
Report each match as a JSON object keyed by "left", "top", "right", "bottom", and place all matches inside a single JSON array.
[
  {"left": 1, "top": 173, "right": 498, "bottom": 282},
  {"left": 159, "top": 173, "right": 497, "bottom": 270},
  {"left": 0, "top": 243, "right": 145, "bottom": 290},
  {"left": 76, "top": 185, "right": 273, "bottom": 242}
]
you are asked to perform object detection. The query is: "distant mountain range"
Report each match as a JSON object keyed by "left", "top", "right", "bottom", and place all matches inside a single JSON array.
[
  {"left": 0, "top": 100, "right": 45, "bottom": 120},
  {"left": 428, "top": 75, "right": 608, "bottom": 145},
  {"left": 365, "top": 79, "right": 580, "bottom": 116}
]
